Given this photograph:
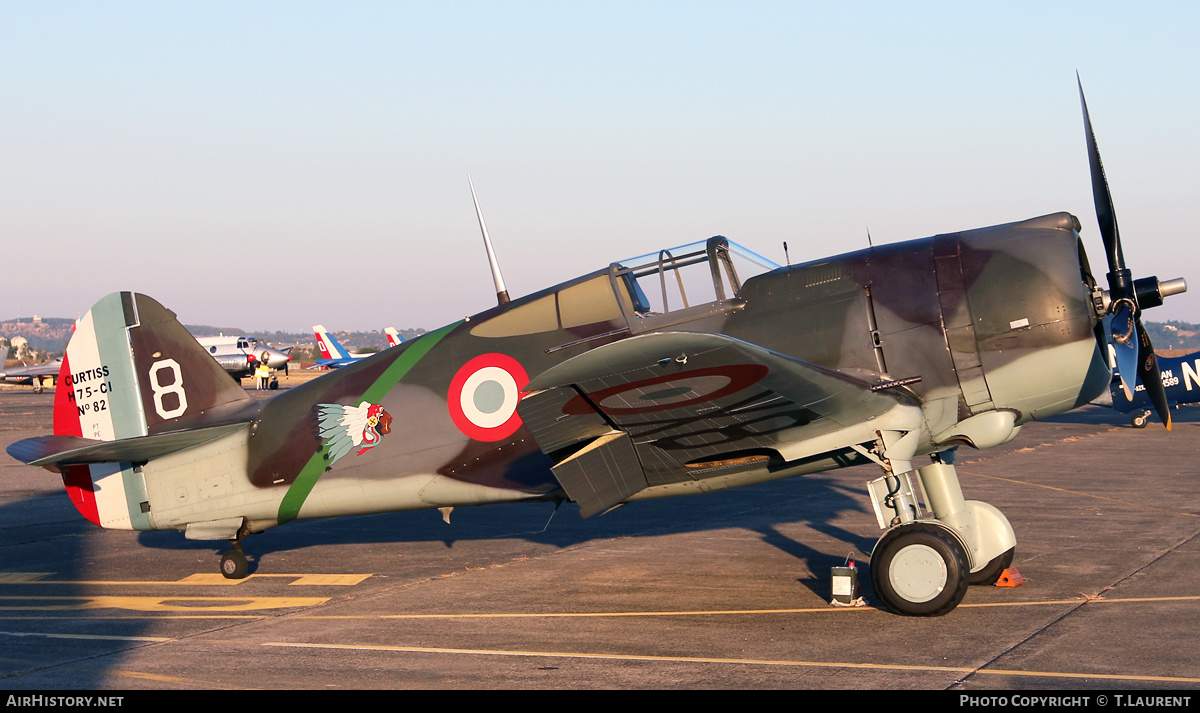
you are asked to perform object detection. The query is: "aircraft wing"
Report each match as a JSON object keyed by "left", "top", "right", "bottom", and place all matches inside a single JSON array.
[
  {"left": 0, "top": 359, "right": 63, "bottom": 379},
  {"left": 518, "top": 331, "right": 922, "bottom": 517}
]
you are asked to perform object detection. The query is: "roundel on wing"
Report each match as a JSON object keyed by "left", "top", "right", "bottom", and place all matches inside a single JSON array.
[
  {"left": 563, "top": 364, "right": 769, "bottom": 416},
  {"left": 447, "top": 353, "right": 529, "bottom": 442}
]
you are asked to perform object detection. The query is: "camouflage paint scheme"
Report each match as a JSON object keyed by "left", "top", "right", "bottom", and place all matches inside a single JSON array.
[
  {"left": 5, "top": 209, "right": 1125, "bottom": 615},
  {"left": 10, "top": 78, "right": 1185, "bottom": 615},
  {"left": 11, "top": 211, "right": 1108, "bottom": 526}
]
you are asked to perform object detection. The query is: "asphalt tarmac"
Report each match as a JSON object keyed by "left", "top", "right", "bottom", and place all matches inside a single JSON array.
[{"left": 0, "top": 378, "right": 1198, "bottom": 692}]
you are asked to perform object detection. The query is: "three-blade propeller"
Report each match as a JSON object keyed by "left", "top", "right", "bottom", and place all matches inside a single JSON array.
[{"left": 1079, "top": 75, "right": 1186, "bottom": 429}]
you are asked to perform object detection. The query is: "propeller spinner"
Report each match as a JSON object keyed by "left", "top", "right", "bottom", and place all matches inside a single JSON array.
[{"left": 1079, "top": 76, "right": 1187, "bottom": 429}]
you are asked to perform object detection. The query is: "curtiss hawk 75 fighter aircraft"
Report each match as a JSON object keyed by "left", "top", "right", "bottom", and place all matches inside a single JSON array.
[{"left": 6, "top": 82, "right": 1187, "bottom": 616}]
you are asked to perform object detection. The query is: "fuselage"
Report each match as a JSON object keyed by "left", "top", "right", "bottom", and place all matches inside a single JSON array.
[
  {"left": 135, "top": 212, "right": 1110, "bottom": 535},
  {"left": 1111, "top": 349, "right": 1200, "bottom": 413},
  {"left": 197, "top": 335, "right": 290, "bottom": 377}
]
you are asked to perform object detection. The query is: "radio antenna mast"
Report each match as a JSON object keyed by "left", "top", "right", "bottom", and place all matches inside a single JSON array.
[{"left": 468, "top": 174, "right": 510, "bottom": 305}]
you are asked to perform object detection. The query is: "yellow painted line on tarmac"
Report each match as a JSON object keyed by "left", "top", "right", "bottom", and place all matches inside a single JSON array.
[
  {"left": 958, "top": 469, "right": 1200, "bottom": 518},
  {"left": 1, "top": 631, "right": 172, "bottom": 642},
  {"left": 0, "top": 593, "right": 1192, "bottom": 618},
  {"left": 0, "top": 595, "right": 329, "bottom": 612},
  {"left": 262, "top": 641, "right": 1200, "bottom": 684},
  {"left": 289, "top": 594, "right": 1199, "bottom": 620},
  {"left": 107, "top": 668, "right": 255, "bottom": 688},
  {"left": 961, "top": 595, "right": 1200, "bottom": 608},
  {"left": 0, "top": 573, "right": 55, "bottom": 583},
  {"left": 0, "top": 572, "right": 371, "bottom": 586},
  {"left": 975, "top": 668, "right": 1200, "bottom": 684},
  {"left": 174, "top": 573, "right": 372, "bottom": 586},
  {"left": 0, "top": 609, "right": 266, "bottom": 614},
  {"left": 379, "top": 606, "right": 875, "bottom": 619},
  {"left": 0, "top": 634, "right": 258, "bottom": 688}
]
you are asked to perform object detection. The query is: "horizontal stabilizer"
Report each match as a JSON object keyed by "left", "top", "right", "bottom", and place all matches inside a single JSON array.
[{"left": 7, "top": 422, "right": 248, "bottom": 468}]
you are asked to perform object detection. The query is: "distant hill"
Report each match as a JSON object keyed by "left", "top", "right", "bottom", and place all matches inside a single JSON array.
[
  {"left": 0, "top": 317, "right": 76, "bottom": 354},
  {"left": 1142, "top": 321, "right": 1200, "bottom": 352},
  {"left": 0, "top": 317, "right": 426, "bottom": 360}
]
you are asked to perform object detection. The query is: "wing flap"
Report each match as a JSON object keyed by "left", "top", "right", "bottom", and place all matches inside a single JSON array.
[{"left": 551, "top": 430, "right": 648, "bottom": 518}]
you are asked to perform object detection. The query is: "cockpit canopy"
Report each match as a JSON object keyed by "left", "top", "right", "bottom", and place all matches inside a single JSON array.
[
  {"left": 469, "top": 236, "right": 780, "bottom": 341},
  {"left": 613, "top": 236, "right": 780, "bottom": 316}
]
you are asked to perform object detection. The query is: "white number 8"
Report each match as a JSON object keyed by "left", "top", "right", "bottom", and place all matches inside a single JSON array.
[{"left": 149, "top": 359, "right": 188, "bottom": 419}]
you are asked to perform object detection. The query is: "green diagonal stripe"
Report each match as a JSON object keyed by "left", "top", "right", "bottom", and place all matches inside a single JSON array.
[{"left": 277, "top": 320, "right": 462, "bottom": 524}]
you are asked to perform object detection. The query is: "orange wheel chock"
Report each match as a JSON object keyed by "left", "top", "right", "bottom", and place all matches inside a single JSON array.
[{"left": 994, "top": 568, "right": 1026, "bottom": 587}]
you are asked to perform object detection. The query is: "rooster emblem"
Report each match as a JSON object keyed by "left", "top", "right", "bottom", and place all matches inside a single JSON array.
[{"left": 314, "top": 401, "right": 393, "bottom": 468}]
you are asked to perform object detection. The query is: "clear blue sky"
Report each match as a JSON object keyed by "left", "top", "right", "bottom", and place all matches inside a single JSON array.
[{"left": 3, "top": 2, "right": 1197, "bottom": 332}]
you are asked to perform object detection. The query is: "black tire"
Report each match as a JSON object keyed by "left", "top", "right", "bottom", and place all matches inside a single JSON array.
[
  {"left": 870, "top": 522, "right": 970, "bottom": 616},
  {"left": 220, "top": 549, "right": 249, "bottom": 579},
  {"left": 969, "top": 546, "right": 1015, "bottom": 586},
  {"left": 1131, "top": 412, "right": 1149, "bottom": 428}
]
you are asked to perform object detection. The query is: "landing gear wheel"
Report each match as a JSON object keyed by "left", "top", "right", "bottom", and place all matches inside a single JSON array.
[
  {"left": 1131, "top": 411, "right": 1149, "bottom": 428},
  {"left": 969, "top": 546, "right": 1015, "bottom": 585},
  {"left": 220, "top": 549, "right": 249, "bottom": 579},
  {"left": 871, "top": 522, "right": 969, "bottom": 616}
]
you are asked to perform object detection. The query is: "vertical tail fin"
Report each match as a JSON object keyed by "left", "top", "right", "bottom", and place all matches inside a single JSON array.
[
  {"left": 312, "top": 324, "right": 345, "bottom": 360},
  {"left": 50, "top": 292, "right": 250, "bottom": 530},
  {"left": 55, "top": 292, "right": 250, "bottom": 440},
  {"left": 384, "top": 327, "right": 404, "bottom": 348}
]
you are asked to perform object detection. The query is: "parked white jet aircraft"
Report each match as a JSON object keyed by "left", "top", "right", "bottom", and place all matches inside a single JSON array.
[
  {"left": 195, "top": 335, "right": 292, "bottom": 382},
  {"left": 0, "top": 358, "right": 64, "bottom": 393}
]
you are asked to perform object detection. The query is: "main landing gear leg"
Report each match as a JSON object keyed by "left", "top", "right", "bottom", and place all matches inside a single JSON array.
[
  {"left": 865, "top": 443, "right": 1015, "bottom": 616},
  {"left": 917, "top": 451, "right": 1016, "bottom": 586},
  {"left": 863, "top": 434, "right": 970, "bottom": 616},
  {"left": 220, "top": 524, "right": 252, "bottom": 579}
]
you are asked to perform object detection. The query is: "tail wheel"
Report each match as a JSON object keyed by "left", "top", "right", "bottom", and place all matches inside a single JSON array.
[
  {"left": 871, "top": 522, "right": 969, "bottom": 616},
  {"left": 220, "top": 549, "right": 249, "bottom": 579},
  {"left": 969, "top": 546, "right": 1015, "bottom": 585},
  {"left": 1131, "top": 411, "right": 1149, "bottom": 428}
]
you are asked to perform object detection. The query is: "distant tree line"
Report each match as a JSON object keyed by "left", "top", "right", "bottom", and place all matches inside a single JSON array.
[
  {"left": 1, "top": 319, "right": 428, "bottom": 362},
  {"left": 1142, "top": 321, "right": 1200, "bottom": 351}
]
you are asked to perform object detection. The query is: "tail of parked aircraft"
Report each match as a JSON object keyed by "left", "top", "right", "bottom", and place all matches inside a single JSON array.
[
  {"left": 384, "top": 327, "right": 404, "bottom": 348},
  {"left": 9, "top": 292, "right": 253, "bottom": 529},
  {"left": 312, "top": 324, "right": 347, "bottom": 361}
]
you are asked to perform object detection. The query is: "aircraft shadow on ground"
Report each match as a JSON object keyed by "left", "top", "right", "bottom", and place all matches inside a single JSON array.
[
  {"left": 1043, "top": 402, "right": 1200, "bottom": 427},
  {"left": 133, "top": 467, "right": 881, "bottom": 602},
  {"left": 130, "top": 402, "right": 1200, "bottom": 602},
  {"left": 0, "top": 491, "right": 116, "bottom": 689},
  {"left": 0, "top": 472, "right": 878, "bottom": 689}
]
